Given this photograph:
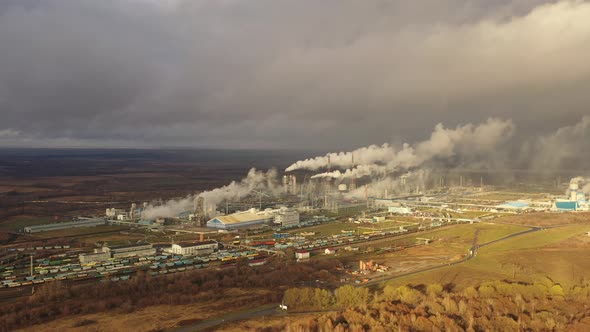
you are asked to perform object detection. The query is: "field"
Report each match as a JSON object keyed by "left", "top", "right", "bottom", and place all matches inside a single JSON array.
[
  {"left": 382, "top": 222, "right": 590, "bottom": 290},
  {"left": 345, "top": 222, "right": 528, "bottom": 280},
  {"left": 0, "top": 215, "right": 59, "bottom": 231}
]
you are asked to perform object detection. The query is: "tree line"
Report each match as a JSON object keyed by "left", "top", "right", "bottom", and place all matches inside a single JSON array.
[{"left": 276, "top": 277, "right": 590, "bottom": 331}]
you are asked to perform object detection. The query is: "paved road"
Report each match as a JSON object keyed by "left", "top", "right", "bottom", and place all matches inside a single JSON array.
[{"left": 170, "top": 303, "right": 280, "bottom": 332}]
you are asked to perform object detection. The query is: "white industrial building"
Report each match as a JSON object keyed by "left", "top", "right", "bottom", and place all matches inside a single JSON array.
[
  {"left": 568, "top": 181, "right": 586, "bottom": 202},
  {"left": 170, "top": 240, "right": 218, "bottom": 256},
  {"left": 295, "top": 250, "right": 310, "bottom": 261},
  {"left": 24, "top": 218, "right": 106, "bottom": 233},
  {"left": 79, "top": 250, "right": 110, "bottom": 264},
  {"left": 105, "top": 208, "right": 131, "bottom": 220},
  {"left": 102, "top": 243, "right": 155, "bottom": 258},
  {"left": 550, "top": 180, "right": 590, "bottom": 212},
  {"left": 274, "top": 208, "right": 300, "bottom": 228}
]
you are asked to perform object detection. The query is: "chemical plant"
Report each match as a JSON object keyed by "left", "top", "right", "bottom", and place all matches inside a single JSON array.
[{"left": 2, "top": 168, "right": 589, "bottom": 293}]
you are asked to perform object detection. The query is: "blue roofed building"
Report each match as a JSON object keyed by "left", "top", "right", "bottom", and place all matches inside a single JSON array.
[{"left": 552, "top": 201, "right": 579, "bottom": 212}]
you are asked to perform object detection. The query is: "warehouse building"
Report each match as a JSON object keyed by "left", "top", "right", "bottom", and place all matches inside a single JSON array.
[
  {"left": 102, "top": 243, "right": 155, "bottom": 258},
  {"left": 24, "top": 218, "right": 106, "bottom": 233},
  {"left": 207, "top": 208, "right": 274, "bottom": 229},
  {"left": 274, "top": 208, "right": 300, "bottom": 228},
  {"left": 79, "top": 250, "right": 110, "bottom": 264},
  {"left": 170, "top": 240, "right": 218, "bottom": 256},
  {"left": 295, "top": 250, "right": 310, "bottom": 261}
]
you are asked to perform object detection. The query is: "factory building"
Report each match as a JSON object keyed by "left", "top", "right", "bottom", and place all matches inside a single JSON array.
[
  {"left": 295, "top": 250, "right": 310, "bottom": 261},
  {"left": 106, "top": 208, "right": 126, "bottom": 218},
  {"left": 274, "top": 208, "right": 300, "bottom": 228},
  {"left": 552, "top": 201, "right": 579, "bottom": 212},
  {"left": 170, "top": 240, "right": 218, "bottom": 256},
  {"left": 568, "top": 181, "right": 587, "bottom": 202},
  {"left": 107, "top": 203, "right": 146, "bottom": 220},
  {"left": 102, "top": 243, "right": 155, "bottom": 258},
  {"left": 207, "top": 208, "right": 274, "bottom": 229},
  {"left": 79, "top": 250, "right": 110, "bottom": 264},
  {"left": 23, "top": 218, "right": 106, "bottom": 233}
]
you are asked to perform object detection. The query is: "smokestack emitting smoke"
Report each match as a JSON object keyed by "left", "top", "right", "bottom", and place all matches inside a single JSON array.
[
  {"left": 141, "top": 168, "right": 280, "bottom": 219},
  {"left": 298, "top": 117, "right": 589, "bottom": 200},
  {"left": 142, "top": 116, "right": 590, "bottom": 219},
  {"left": 294, "top": 118, "right": 515, "bottom": 179},
  {"left": 569, "top": 177, "right": 590, "bottom": 195},
  {"left": 345, "top": 170, "right": 430, "bottom": 199}
]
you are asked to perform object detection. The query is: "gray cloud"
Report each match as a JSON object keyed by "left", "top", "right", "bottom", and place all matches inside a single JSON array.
[{"left": 0, "top": 0, "right": 589, "bottom": 151}]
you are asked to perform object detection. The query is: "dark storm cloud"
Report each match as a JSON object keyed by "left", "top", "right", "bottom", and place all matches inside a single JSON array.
[{"left": 0, "top": 0, "right": 588, "bottom": 150}]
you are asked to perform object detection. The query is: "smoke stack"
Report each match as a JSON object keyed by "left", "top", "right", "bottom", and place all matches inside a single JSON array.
[
  {"left": 283, "top": 175, "right": 288, "bottom": 193},
  {"left": 350, "top": 153, "right": 356, "bottom": 190}
]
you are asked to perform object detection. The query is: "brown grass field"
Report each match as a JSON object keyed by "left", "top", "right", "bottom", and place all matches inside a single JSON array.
[{"left": 496, "top": 212, "right": 590, "bottom": 227}]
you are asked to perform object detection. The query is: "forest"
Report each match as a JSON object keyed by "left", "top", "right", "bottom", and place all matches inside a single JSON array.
[{"left": 278, "top": 277, "right": 590, "bottom": 331}]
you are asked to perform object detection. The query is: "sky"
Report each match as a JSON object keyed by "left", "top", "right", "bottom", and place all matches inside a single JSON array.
[{"left": 0, "top": 0, "right": 589, "bottom": 150}]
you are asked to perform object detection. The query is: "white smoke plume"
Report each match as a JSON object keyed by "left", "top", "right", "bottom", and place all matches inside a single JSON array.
[
  {"left": 141, "top": 168, "right": 280, "bottom": 219},
  {"left": 197, "top": 168, "right": 281, "bottom": 213},
  {"left": 310, "top": 164, "right": 387, "bottom": 180},
  {"left": 140, "top": 196, "right": 194, "bottom": 220},
  {"left": 299, "top": 118, "right": 515, "bottom": 179},
  {"left": 286, "top": 143, "right": 396, "bottom": 172},
  {"left": 529, "top": 116, "right": 590, "bottom": 171},
  {"left": 568, "top": 176, "right": 590, "bottom": 196},
  {"left": 345, "top": 170, "right": 431, "bottom": 200}
]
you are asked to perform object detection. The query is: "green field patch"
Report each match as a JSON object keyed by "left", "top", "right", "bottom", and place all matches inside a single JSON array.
[
  {"left": 381, "top": 223, "right": 590, "bottom": 290},
  {"left": 423, "top": 223, "right": 526, "bottom": 248},
  {"left": 481, "top": 224, "right": 589, "bottom": 252},
  {"left": 476, "top": 223, "right": 529, "bottom": 244}
]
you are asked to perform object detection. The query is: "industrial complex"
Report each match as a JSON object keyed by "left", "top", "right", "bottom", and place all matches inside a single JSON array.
[{"left": 2, "top": 170, "right": 590, "bottom": 295}]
